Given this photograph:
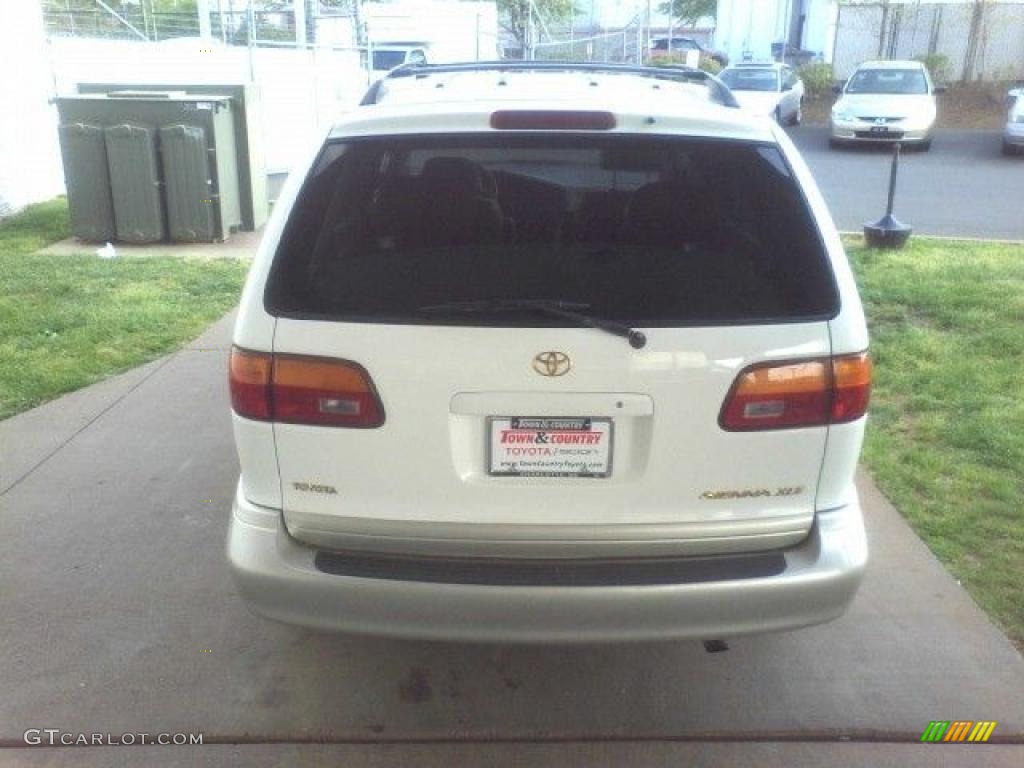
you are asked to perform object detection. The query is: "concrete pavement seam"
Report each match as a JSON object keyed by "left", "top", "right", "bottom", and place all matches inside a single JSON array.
[{"left": 0, "top": 355, "right": 176, "bottom": 498}]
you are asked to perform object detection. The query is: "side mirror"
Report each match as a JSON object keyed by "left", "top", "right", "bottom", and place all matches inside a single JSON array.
[
  {"left": 782, "top": 81, "right": 792, "bottom": 92},
  {"left": 934, "top": 84, "right": 948, "bottom": 94},
  {"left": 832, "top": 83, "right": 843, "bottom": 95}
]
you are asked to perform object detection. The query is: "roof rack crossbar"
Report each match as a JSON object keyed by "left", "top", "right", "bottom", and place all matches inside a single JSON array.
[{"left": 361, "top": 61, "right": 739, "bottom": 108}]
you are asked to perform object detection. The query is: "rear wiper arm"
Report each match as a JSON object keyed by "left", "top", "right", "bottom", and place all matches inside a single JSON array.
[{"left": 419, "top": 299, "right": 647, "bottom": 349}]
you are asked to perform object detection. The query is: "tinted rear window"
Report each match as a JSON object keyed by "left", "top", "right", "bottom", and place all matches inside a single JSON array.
[{"left": 265, "top": 135, "right": 839, "bottom": 326}]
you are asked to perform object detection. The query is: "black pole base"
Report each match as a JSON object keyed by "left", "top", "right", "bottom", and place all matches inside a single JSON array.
[{"left": 864, "top": 214, "right": 912, "bottom": 249}]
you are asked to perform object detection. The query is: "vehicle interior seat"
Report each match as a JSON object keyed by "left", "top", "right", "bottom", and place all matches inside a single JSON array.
[
  {"left": 406, "top": 157, "right": 505, "bottom": 247},
  {"left": 492, "top": 171, "right": 568, "bottom": 244},
  {"left": 620, "top": 178, "right": 716, "bottom": 248}
]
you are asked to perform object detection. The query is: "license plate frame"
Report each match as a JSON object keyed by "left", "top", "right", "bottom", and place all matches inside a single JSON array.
[
  {"left": 869, "top": 125, "right": 890, "bottom": 134},
  {"left": 487, "top": 416, "right": 613, "bottom": 478}
]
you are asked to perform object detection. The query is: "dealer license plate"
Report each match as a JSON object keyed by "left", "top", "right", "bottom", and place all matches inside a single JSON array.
[{"left": 488, "top": 417, "right": 613, "bottom": 478}]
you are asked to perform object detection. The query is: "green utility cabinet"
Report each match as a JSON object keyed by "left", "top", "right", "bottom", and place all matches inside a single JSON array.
[
  {"left": 55, "top": 92, "right": 242, "bottom": 243},
  {"left": 105, "top": 122, "right": 166, "bottom": 243},
  {"left": 57, "top": 122, "right": 116, "bottom": 242},
  {"left": 76, "top": 82, "right": 268, "bottom": 232}
]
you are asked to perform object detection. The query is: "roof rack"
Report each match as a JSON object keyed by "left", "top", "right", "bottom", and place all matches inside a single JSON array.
[{"left": 360, "top": 60, "right": 739, "bottom": 109}]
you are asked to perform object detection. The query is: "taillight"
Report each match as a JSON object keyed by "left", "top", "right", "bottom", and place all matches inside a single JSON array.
[
  {"left": 719, "top": 353, "right": 871, "bottom": 431},
  {"left": 272, "top": 354, "right": 385, "bottom": 428},
  {"left": 490, "top": 110, "right": 616, "bottom": 131},
  {"left": 830, "top": 352, "right": 873, "bottom": 424},
  {"left": 228, "top": 347, "right": 385, "bottom": 428},
  {"left": 229, "top": 347, "right": 272, "bottom": 420}
]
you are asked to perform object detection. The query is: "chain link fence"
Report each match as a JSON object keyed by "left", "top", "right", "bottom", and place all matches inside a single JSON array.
[
  {"left": 833, "top": 1, "right": 1024, "bottom": 81},
  {"left": 42, "top": 6, "right": 311, "bottom": 46},
  {"left": 531, "top": 17, "right": 647, "bottom": 64}
]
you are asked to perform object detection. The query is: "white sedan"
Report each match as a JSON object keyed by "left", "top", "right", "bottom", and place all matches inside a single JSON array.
[
  {"left": 718, "top": 63, "right": 805, "bottom": 125},
  {"left": 829, "top": 60, "right": 943, "bottom": 151}
]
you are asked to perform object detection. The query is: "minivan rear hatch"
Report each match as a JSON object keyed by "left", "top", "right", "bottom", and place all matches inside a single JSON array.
[{"left": 263, "top": 132, "right": 840, "bottom": 557}]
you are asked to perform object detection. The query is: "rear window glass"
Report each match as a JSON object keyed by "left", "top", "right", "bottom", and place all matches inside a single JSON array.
[
  {"left": 372, "top": 50, "right": 407, "bottom": 70},
  {"left": 265, "top": 135, "right": 839, "bottom": 326},
  {"left": 720, "top": 68, "right": 779, "bottom": 92}
]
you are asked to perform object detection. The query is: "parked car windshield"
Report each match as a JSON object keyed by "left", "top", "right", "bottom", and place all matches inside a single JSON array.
[
  {"left": 266, "top": 135, "right": 838, "bottom": 326},
  {"left": 372, "top": 50, "right": 407, "bottom": 70},
  {"left": 653, "top": 37, "right": 698, "bottom": 51},
  {"left": 846, "top": 69, "right": 928, "bottom": 95},
  {"left": 720, "top": 68, "right": 779, "bottom": 92}
]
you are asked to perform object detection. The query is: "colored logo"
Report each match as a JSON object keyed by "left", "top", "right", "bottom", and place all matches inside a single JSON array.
[{"left": 920, "top": 721, "right": 997, "bottom": 743}]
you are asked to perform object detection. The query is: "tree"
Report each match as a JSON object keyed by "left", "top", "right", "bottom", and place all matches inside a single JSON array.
[
  {"left": 657, "top": 0, "right": 716, "bottom": 28},
  {"left": 498, "top": 0, "right": 576, "bottom": 52}
]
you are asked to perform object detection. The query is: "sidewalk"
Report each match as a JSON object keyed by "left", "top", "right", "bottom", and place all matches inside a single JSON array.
[{"left": 35, "top": 229, "right": 263, "bottom": 260}]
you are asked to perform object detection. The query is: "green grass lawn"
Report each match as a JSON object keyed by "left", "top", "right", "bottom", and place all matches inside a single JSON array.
[
  {"left": 0, "top": 198, "right": 249, "bottom": 420},
  {"left": 848, "top": 237, "right": 1024, "bottom": 649}
]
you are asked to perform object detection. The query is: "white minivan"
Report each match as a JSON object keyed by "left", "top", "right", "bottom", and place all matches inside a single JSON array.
[{"left": 228, "top": 62, "right": 871, "bottom": 643}]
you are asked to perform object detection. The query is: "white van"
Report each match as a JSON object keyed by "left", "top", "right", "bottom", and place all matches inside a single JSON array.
[{"left": 227, "top": 63, "right": 871, "bottom": 643}]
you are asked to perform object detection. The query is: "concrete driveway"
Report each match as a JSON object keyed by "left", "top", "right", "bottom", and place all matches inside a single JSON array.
[
  {"left": 2, "top": 314, "right": 1023, "bottom": 767},
  {"left": 789, "top": 127, "right": 1024, "bottom": 240}
]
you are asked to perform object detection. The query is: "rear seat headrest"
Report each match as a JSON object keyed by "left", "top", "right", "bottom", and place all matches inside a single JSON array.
[{"left": 421, "top": 157, "right": 497, "bottom": 199}]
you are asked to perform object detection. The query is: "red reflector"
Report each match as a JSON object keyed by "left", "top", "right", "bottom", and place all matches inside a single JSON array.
[
  {"left": 490, "top": 110, "right": 616, "bottom": 131},
  {"left": 229, "top": 347, "right": 272, "bottom": 420},
  {"left": 720, "top": 353, "right": 871, "bottom": 431},
  {"left": 228, "top": 347, "right": 385, "bottom": 428}
]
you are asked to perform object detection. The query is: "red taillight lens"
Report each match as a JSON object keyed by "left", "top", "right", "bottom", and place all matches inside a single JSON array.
[
  {"left": 720, "top": 353, "right": 871, "bottom": 431},
  {"left": 229, "top": 347, "right": 272, "bottom": 420},
  {"left": 272, "top": 354, "right": 385, "bottom": 428},
  {"left": 228, "top": 347, "right": 385, "bottom": 428},
  {"left": 490, "top": 110, "right": 616, "bottom": 131},
  {"left": 830, "top": 352, "right": 873, "bottom": 423}
]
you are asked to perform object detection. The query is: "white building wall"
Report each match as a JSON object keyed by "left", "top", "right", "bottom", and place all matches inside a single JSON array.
[
  {"left": 804, "top": 0, "right": 840, "bottom": 61},
  {"left": 0, "top": 1, "right": 65, "bottom": 216},
  {"left": 715, "top": 0, "right": 838, "bottom": 63},
  {"left": 715, "top": 0, "right": 784, "bottom": 62},
  {"left": 832, "top": 0, "right": 1024, "bottom": 80}
]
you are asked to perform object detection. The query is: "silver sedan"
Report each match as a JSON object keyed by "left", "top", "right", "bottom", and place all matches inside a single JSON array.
[{"left": 830, "top": 60, "right": 944, "bottom": 151}]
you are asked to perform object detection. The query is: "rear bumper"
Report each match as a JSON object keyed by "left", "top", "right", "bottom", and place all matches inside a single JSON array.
[{"left": 227, "top": 482, "right": 868, "bottom": 643}]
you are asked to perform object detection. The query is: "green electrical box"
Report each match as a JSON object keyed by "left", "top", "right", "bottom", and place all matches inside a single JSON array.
[
  {"left": 56, "top": 91, "right": 243, "bottom": 244},
  {"left": 104, "top": 122, "right": 166, "bottom": 243},
  {"left": 76, "top": 82, "right": 268, "bottom": 232},
  {"left": 57, "top": 122, "right": 116, "bottom": 242}
]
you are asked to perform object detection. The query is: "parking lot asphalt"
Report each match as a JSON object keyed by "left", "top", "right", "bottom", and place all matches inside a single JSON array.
[
  {"left": 2, "top": 313, "right": 1023, "bottom": 767},
  {"left": 790, "top": 127, "right": 1024, "bottom": 240}
]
